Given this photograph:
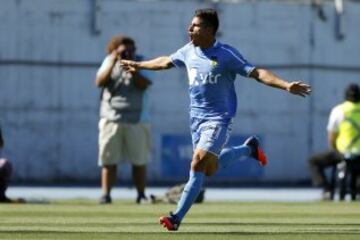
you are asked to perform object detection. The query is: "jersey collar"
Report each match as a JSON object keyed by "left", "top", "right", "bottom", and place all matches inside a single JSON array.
[
  {"left": 213, "top": 40, "right": 220, "bottom": 48},
  {"left": 202, "top": 40, "right": 220, "bottom": 51},
  {"left": 197, "top": 40, "right": 220, "bottom": 54}
]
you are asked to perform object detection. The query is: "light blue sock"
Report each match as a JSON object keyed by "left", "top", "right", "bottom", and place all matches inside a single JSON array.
[
  {"left": 173, "top": 170, "right": 204, "bottom": 221},
  {"left": 218, "top": 145, "right": 251, "bottom": 169}
]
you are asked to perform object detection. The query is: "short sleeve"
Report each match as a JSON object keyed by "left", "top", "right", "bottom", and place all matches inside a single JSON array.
[
  {"left": 96, "top": 55, "right": 113, "bottom": 77},
  {"left": 222, "top": 45, "right": 255, "bottom": 77},
  {"left": 169, "top": 44, "right": 189, "bottom": 68},
  {"left": 327, "top": 105, "right": 344, "bottom": 133}
]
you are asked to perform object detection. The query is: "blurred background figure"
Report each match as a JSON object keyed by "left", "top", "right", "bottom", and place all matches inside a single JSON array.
[
  {"left": 95, "top": 35, "right": 152, "bottom": 204},
  {"left": 308, "top": 83, "right": 360, "bottom": 200},
  {"left": 0, "top": 126, "right": 13, "bottom": 203},
  {"left": 0, "top": 126, "right": 3, "bottom": 150},
  {"left": 150, "top": 183, "right": 205, "bottom": 204},
  {"left": 0, "top": 127, "right": 26, "bottom": 204},
  {"left": 0, "top": 158, "right": 13, "bottom": 203},
  {"left": 312, "top": 0, "right": 327, "bottom": 22}
]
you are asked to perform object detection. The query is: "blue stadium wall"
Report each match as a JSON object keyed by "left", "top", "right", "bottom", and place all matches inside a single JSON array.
[{"left": 0, "top": 0, "right": 359, "bottom": 184}]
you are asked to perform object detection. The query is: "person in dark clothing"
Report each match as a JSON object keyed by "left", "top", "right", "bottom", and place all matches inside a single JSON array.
[
  {"left": 0, "top": 126, "right": 13, "bottom": 203},
  {"left": 0, "top": 127, "right": 3, "bottom": 149}
]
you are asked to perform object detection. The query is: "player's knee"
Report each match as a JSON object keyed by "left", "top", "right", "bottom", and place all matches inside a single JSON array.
[
  {"left": 191, "top": 157, "right": 207, "bottom": 172},
  {"left": 191, "top": 149, "right": 218, "bottom": 173}
]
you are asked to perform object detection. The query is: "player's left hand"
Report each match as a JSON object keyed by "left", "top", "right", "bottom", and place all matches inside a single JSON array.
[{"left": 287, "top": 81, "right": 312, "bottom": 97}]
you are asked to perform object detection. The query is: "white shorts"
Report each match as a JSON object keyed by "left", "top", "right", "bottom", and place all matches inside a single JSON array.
[{"left": 98, "top": 118, "right": 151, "bottom": 167}]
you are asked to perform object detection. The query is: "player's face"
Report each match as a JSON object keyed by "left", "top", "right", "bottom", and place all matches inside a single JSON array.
[{"left": 188, "top": 16, "right": 212, "bottom": 47}]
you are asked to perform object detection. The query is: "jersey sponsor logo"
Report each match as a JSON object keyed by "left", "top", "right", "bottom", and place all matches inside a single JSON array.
[{"left": 188, "top": 68, "right": 221, "bottom": 86}]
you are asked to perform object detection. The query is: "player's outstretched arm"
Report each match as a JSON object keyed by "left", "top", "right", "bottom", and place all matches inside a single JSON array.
[
  {"left": 249, "top": 68, "right": 311, "bottom": 97},
  {"left": 120, "top": 56, "right": 174, "bottom": 72}
]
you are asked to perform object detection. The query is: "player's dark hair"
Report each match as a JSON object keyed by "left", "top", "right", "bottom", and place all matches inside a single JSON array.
[
  {"left": 345, "top": 83, "right": 360, "bottom": 102},
  {"left": 106, "top": 35, "right": 136, "bottom": 54},
  {"left": 194, "top": 8, "right": 219, "bottom": 35}
]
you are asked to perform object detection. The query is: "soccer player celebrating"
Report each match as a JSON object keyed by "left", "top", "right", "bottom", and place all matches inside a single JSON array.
[{"left": 121, "top": 8, "right": 311, "bottom": 231}]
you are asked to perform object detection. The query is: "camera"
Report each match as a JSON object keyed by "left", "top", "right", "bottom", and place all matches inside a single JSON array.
[{"left": 120, "top": 50, "right": 130, "bottom": 59}]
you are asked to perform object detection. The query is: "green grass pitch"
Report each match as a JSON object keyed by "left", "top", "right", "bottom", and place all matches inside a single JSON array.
[{"left": 1, "top": 200, "right": 360, "bottom": 240}]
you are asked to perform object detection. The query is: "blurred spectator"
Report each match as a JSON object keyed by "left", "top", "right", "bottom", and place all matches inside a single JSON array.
[
  {"left": 150, "top": 183, "right": 205, "bottom": 204},
  {"left": 0, "top": 126, "right": 3, "bottom": 149},
  {"left": 95, "top": 35, "right": 152, "bottom": 204},
  {"left": 0, "top": 159, "right": 13, "bottom": 203},
  {"left": 308, "top": 83, "right": 360, "bottom": 200},
  {"left": 0, "top": 126, "right": 13, "bottom": 203},
  {"left": 312, "top": 0, "right": 327, "bottom": 21}
]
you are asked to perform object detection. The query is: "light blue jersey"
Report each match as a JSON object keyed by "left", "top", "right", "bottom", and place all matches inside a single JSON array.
[{"left": 170, "top": 41, "right": 255, "bottom": 121}]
